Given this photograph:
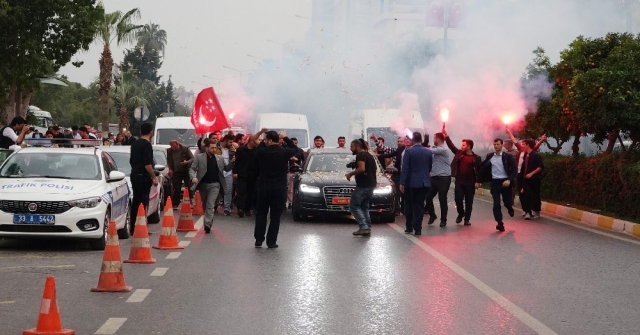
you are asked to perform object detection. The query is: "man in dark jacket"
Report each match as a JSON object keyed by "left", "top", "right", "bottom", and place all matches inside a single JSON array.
[
  {"left": 479, "top": 138, "right": 517, "bottom": 232},
  {"left": 253, "top": 130, "right": 298, "bottom": 248},
  {"left": 518, "top": 139, "right": 544, "bottom": 220},
  {"left": 372, "top": 134, "right": 407, "bottom": 215},
  {"left": 167, "top": 139, "right": 194, "bottom": 208},
  {"left": 443, "top": 130, "right": 482, "bottom": 226},
  {"left": 233, "top": 128, "right": 267, "bottom": 217}
]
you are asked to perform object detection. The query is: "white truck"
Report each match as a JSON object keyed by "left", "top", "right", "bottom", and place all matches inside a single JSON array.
[
  {"left": 153, "top": 116, "right": 199, "bottom": 152},
  {"left": 254, "top": 113, "right": 310, "bottom": 150},
  {"left": 349, "top": 109, "right": 424, "bottom": 149},
  {"left": 28, "top": 106, "right": 54, "bottom": 134}
]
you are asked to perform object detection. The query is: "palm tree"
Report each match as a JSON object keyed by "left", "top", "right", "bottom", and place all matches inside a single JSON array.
[
  {"left": 94, "top": 2, "right": 142, "bottom": 133},
  {"left": 113, "top": 68, "right": 155, "bottom": 133},
  {"left": 137, "top": 23, "right": 167, "bottom": 57}
]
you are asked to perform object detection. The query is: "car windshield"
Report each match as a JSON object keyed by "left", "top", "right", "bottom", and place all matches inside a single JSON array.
[
  {"left": 367, "top": 127, "right": 421, "bottom": 149},
  {"left": 153, "top": 150, "right": 167, "bottom": 166},
  {"left": 269, "top": 128, "right": 308, "bottom": 148},
  {"left": 0, "top": 152, "right": 101, "bottom": 180},
  {"left": 156, "top": 129, "right": 199, "bottom": 147},
  {"left": 108, "top": 152, "right": 132, "bottom": 176}
]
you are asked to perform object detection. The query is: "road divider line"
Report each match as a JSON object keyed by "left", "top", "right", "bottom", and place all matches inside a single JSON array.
[
  {"left": 150, "top": 267, "right": 169, "bottom": 277},
  {"left": 125, "top": 289, "right": 151, "bottom": 303},
  {"left": 0, "top": 264, "right": 74, "bottom": 271},
  {"left": 166, "top": 252, "right": 181, "bottom": 259},
  {"left": 0, "top": 300, "right": 15, "bottom": 304},
  {"left": 389, "top": 223, "right": 558, "bottom": 335},
  {"left": 95, "top": 318, "right": 127, "bottom": 334},
  {"left": 178, "top": 241, "right": 191, "bottom": 247},
  {"left": 185, "top": 217, "right": 204, "bottom": 238}
]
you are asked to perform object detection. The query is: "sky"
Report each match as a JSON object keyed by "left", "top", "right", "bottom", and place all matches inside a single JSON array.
[{"left": 59, "top": 0, "right": 313, "bottom": 90}]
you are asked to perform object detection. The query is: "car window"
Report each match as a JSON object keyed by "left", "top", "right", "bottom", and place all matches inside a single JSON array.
[
  {"left": 108, "top": 152, "right": 131, "bottom": 176},
  {"left": 0, "top": 152, "right": 101, "bottom": 180},
  {"left": 305, "top": 153, "right": 384, "bottom": 174},
  {"left": 102, "top": 153, "right": 118, "bottom": 175},
  {"left": 153, "top": 150, "right": 167, "bottom": 166}
]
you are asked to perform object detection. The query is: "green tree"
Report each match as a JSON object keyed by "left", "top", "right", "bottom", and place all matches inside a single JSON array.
[
  {"left": 0, "top": 0, "right": 101, "bottom": 123},
  {"left": 121, "top": 45, "right": 163, "bottom": 85},
  {"left": 136, "top": 23, "right": 167, "bottom": 57},
  {"left": 93, "top": 3, "right": 142, "bottom": 134},
  {"left": 112, "top": 68, "right": 154, "bottom": 133}
]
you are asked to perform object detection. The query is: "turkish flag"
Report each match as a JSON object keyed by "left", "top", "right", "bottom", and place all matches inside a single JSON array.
[
  {"left": 448, "top": 1, "right": 467, "bottom": 28},
  {"left": 426, "top": 0, "right": 444, "bottom": 27},
  {"left": 190, "top": 87, "right": 229, "bottom": 134}
]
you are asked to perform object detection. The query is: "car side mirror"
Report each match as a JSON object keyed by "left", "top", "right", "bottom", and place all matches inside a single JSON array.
[
  {"left": 108, "top": 171, "right": 126, "bottom": 182},
  {"left": 154, "top": 164, "right": 166, "bottom": 171},
  {"left": 289, "top": 165, "right": 302, "bottom": 173}
]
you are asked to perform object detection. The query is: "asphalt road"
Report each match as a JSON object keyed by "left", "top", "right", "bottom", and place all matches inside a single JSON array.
[{"left": 1, "top": 195, "right": 640, "bottom": 335}]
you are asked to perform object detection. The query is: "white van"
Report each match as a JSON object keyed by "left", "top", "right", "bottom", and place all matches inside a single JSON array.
[
  {"left": 28, "top": 106, "right": 54, "bottom": 133},
  {"left": 349, "top": 109, "right": 424, "bottom": 149},
  {"left": 153, "top": 116, "right": 199, "bottom": 151},
  {"left": 254, "top": 113, "right": 310, "bottom": 150}
]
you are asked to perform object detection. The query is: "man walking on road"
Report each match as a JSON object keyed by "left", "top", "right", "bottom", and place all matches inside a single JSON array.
[
  {"left": 129, "top": 123, "right": 159, "bottom": 235},
  {"left": 233, "top": 129, "right": 266, "bottom": 218},
  {"left": 425, "top": 132, "right": 451, "bottom": 227},
  {"left": 443, "top": 130, "right": 482, "bottom": 225},
  {"left": 220, "top": 134, "right": 236, "bottom": 216},
  {"left": 518, "top": 139, "right": 544, "bottom": 220},
  {"left": 190, "top": 138, "right": 234, "bottom": 234},
  {"left": 400, "top": 132, "right": 433, "bottom": 235},
  {"left": 479, "top": 138, "right": 517, "bottom": 232},
  {"left": 253, "top": 130, "right": 298, "bottom": 248},
  {"left": 167, "top": 139, "right": 194, "bottom": 208},
  {"left": 345, "top": 139, "right": 377, "bottom": 237}
]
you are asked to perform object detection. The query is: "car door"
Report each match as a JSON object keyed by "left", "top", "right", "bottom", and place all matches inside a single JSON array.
[{"left": 102, "top": 152, "right": 129, "bottom": 225}]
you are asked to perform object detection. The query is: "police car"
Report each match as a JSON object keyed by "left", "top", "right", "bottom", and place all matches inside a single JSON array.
[{"left": 0, "top": 142, "right": 131, "bottom": 250}]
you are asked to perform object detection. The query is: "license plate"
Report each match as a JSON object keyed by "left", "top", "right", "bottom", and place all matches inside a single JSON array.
[
  {"left": 332, "top": 197, "right": 350, "bottom": 205},
  {"left": 13, "top": 214, "right": 55, "bottom": 224}
]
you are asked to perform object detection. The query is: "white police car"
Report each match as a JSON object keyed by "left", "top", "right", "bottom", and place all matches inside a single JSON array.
[{"left": 0, "top": 145, "right": 131, "bottom": 250}]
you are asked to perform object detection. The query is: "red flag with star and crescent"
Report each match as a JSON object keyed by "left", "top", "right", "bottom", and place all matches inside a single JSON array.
[{"left": 191, "top": 87, "right": 230, "bottom": 134}]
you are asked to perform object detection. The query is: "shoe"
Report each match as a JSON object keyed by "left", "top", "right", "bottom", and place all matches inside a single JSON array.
[
  {"left": 224, "top": 210, "right": 231, "bottom": 216},
  {"left": 254, "top": 240, "right": 263, "bottom": 248},
  {"left": 414, "top": 231, "right": 421, "bottom": 236},
  {"left": 524, "top": 213, "right": 531, "bottom": 220},
  {"left": 455, "top": 214, "right": 464, "bottom": 224},
  {"left": 267, "top": 244, "right": 279, "bottom": 248},
  {"left": 427, "top": 215, "right": 437, "bottom": 225},
  {"left": 404, "top": 229, "right": 413, "bottom": 234},
  {"left": 439, "top": 221, "right": 447, "bottom": 227},
  {"left": 204, "top": 226, "right": 211, "bottom": 234},
  {"left": 532, "top": 211, "right": 540, "bottom": 219},
  {"left": 352, "top": 229, "right": 371, "bottom": 236},
  {"left": 464, "top": 221, "right": 471, "bottom": 226},
  {"left": 507, "top": 207, "right": 515, "bottom": 217},
  {"left": 496, "top": 223, "right": 505, "bottom": 232},
  {"left": 238, "top": 210, "right": 245, "bottom": 218}
]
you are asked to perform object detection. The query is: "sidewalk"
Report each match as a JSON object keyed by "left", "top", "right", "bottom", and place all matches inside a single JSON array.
[{"left": 475, "top": 188, "right": 640, "bottom": 238}]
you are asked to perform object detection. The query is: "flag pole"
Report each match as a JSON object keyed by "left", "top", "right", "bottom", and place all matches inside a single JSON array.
[{"left": 443, "top": 0, "right": 449, "bottom": 56}]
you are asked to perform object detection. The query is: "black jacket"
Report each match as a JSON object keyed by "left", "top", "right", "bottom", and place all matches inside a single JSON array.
[
  {"left": 445, "top": 137, "right": 481, "bottom": 182},
  {"left": 479, "top": 152, "right": 517, "bottom": 183},
  {"left": 519, "top": 151, "right": 544, "bottom": 179},
  {"left": 253, "top": 137, "right": 298, "bottom": 188}
]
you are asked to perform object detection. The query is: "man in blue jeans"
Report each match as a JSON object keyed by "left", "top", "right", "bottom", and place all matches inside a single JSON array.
[{"left": 346, "top": 139, "right": 378, "bottom": 236}]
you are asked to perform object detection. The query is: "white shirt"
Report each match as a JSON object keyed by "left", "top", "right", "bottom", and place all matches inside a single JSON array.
[
  {"left": 221, "top": 147, "right": 232, "bottom": 178},
  {"left": 2, "top": 127, "right": 18, "bottom": 142},
  {"left": 490, "top": 152, "right": 508, "bottom": 179}
]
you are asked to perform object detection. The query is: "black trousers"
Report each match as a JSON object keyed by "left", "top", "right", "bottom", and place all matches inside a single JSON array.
[
  {"left": 254, "top": 185, "right": 286, "bottom": 246},
  {"left": 425, "top": 176, "right": 451, "bottom": 222},
  {"left": 235, "top": 177, "right": 256, "bottom": 212},
  {"left": 519, "top": 175, "right": 542, "bottom": 214},
  {"left": 171, "top": 171, "right": 192, "bottom": 206},
  {"left": 454, "top": 181, "right": 476, "bottom": 221},
  {"left": 404, "top": 187, "right": 429, "bottom": 233},
  {"left": 490, "top": 179, "right": 513, "bottom": 223},
  {"left": 391, "top": 174, "right": 401, "bottom": 214},
  {"left": 130, "top": 173, "right": 152, "bottom": 234}
]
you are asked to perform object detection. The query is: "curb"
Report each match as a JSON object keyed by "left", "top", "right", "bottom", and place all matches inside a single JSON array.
[{"left": 475, "top": 188, "right": 640, "bottom": 238}]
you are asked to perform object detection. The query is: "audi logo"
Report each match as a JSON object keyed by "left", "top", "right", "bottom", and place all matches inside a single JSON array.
[
  {"left": 28, "top": 203, "right": 38, "bottom": 212},
  {"left": 338, "top": 188, "right": 354, "bottom": 194}
]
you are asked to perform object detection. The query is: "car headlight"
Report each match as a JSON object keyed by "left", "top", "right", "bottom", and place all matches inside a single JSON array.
[
  {"left": 373, "top": 185, "right": 393, "bottom": 195},
  {"left": 300, "top": 184, "right": 321, "bottom": 194},
  {"left": 67, "top": 196, "right": 102, "bottom": 208}
]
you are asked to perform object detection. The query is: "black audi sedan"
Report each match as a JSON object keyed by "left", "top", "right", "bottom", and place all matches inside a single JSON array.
[{"left": 290, "top": 148, "right": 396, "bottom": 222}]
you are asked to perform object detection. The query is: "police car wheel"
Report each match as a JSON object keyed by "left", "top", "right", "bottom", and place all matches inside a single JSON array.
[
  {"left": 117, "top": 207, "right": 131, "bottom": 240},
  {"left": 90, "top": 210, "right": 109, "bottom": 250}
]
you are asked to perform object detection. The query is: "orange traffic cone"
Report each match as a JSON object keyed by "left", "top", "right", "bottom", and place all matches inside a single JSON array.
[
  {"left": 124, "top": 204, "right": 156, "bottom": 264},
  {"left": 23, "top": 276, "right": 75, "bottom": 335},
  {"left": 176, "top": 188, "right": 196, "bottom": 232},
  {"left": 91, "top": 219, "right": 132, "bottom": 292},
  {"left": 192, "top": 191, "right": 204, "bottom": 215},
  {"left": 153, "top": 197, "right": 184, "bottom": 250}
]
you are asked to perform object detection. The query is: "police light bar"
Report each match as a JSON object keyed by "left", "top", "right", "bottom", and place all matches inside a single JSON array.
[{"left": 24, "top": 138, "right": 104, "bottom": 147}]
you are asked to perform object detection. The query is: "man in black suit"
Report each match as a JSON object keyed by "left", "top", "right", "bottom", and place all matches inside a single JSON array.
[{"left": 479, "top": 138, "right": 517, "bottom": 232}]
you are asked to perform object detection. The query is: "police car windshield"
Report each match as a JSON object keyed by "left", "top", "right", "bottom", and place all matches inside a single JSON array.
[
  {"left": 306, "top": 154, "right": 355, "bottom": 172},
  {"left": 0, "top": 152, "right": 101, "bottom": 180}
]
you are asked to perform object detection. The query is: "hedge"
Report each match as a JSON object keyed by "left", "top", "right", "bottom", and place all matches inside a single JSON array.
[{"left": 540, "top": 153, "right": 640, "bottom": 221}]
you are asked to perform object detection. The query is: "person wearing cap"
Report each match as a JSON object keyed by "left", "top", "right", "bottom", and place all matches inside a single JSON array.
[{"left": 0, "top": 116, "right": 29, "bottom": 150}]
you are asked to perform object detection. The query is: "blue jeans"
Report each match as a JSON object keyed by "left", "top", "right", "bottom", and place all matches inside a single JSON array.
[{"left": 349, "top": 187, "right": 375, "bottom": 230}]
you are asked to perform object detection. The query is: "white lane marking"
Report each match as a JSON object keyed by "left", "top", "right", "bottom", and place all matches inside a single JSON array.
[
  {"left": 475, "top": 197, "right": 640, "bottom": 246},
  {"left": 0, "top": 264, "right": 74, "bottom": 271},
  {"left": 125, "top": 289, "right": 151, "bottom": 303},
  {"left": 166, "top": 252, "right": 181, "bottom": 259},
  {"left": 150, "top": 267, "right": 169, "bottom": 277},
  {"left": 389, "top": 223, "right": 558, "bottom": 335},
  {"left": 0, "top": 300, "right": 15, "bottom": 304},
  {"left": 95, "top": 318, "right": 127, "bottom": 334},
  {"left": 185, "top": 217, "right": 204, "bottom": 238},
  {"left": 178, "top": 241, "right": 191, "bottom": 247}
]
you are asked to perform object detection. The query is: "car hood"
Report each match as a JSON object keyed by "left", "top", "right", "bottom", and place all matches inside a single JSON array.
[
  {"left": 300, "top": 172, "right": 390, "bottom": 187},
  {"left": 0, "top": 179, "right": 102, "bottom": 196}
]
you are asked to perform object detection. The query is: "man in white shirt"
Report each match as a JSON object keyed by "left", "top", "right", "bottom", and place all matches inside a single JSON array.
[
  {"left": 0, "top": 116, "right": 29, "bottom": 150},
  {"left": 479, "top": 138, "right": 517, "bottom": 232}
]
